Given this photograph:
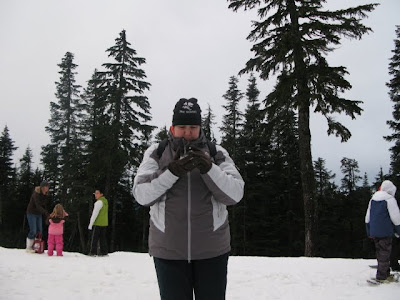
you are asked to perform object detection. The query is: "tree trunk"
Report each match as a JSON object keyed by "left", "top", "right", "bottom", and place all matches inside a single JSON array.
[
  {"left": 111, "top": 195, "right": 117, "bottom": 252},
  {"left": 77, "top": 211, "right": 86, "bottom": 253},
  {"left": 288, "top": 0, "right": 318, "bottom": 257},
  {"left": 298, "top": 102, "right": 318, "bottom": 256}
]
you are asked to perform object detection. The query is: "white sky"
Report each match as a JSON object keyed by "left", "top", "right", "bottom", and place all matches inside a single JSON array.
[
  {"left": 0, "top": 0, "right": 399, "bottom": 185},
  {"left": 1, "top": 247, "right": 399, "bottom": 299}
]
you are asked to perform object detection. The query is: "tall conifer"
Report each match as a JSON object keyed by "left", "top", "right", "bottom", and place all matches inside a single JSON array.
[
  {"left": 0, "top": 126, "right": 17, "bottom": 226},
  {"left": 43, "top": 52, "right": 83, "bottom": 204},
  {"left": 385, "top": 26, "right": 400, "bottom": 186},
  {"left": 202, "top": 104, "right": 216, "bottom": 142},
  {"left": 220, "top": 76, "right": 243, "bottom": 162},
  {"left": 93, "top": 30, "right": 152, "bottom": 251},
  {"left": 228, "top": 0, "right": 377, "bottom": 256}
]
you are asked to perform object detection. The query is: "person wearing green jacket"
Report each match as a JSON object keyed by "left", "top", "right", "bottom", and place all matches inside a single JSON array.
[{"left": 88, "top": 187, "right": 108, "bottom": 256}]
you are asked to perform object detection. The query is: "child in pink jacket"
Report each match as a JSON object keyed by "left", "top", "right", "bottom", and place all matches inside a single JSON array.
[{"left": 47, "top": 204, "right": 68, "bottom": 256}]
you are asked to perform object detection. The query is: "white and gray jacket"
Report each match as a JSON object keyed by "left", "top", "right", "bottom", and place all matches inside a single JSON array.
[{"left": 132, "top": 134, "right": 244, "bottom": 261}]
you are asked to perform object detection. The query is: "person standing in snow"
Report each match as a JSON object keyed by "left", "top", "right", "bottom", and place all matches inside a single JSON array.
[
  {"left": 26, "top": 180, "right": 50, "bottom": 252},
  {"left": 47, "top": 204, "right": 68, "bottom": 256},
  {"left": 365, "top": 180, "right": 400, "bottom": 282},
  {"left": 88, "top": 187, "right": 109, "bottom": 256},
  {"left": 133, "top": 98, "right": 244, "bottom": 300}
]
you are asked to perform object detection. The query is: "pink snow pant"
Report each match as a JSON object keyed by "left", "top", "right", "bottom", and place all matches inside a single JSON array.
[{"left": 47, "top": 234, "right": 63, "bottom": 256}]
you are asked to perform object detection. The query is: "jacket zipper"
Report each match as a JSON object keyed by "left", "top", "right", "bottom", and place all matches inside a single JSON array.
[
  {"left": 188, "top": 170, "right": 191, "bottom": 263},
  {"left": 184, "top": 144, "right": 191, "bottom": 263}
]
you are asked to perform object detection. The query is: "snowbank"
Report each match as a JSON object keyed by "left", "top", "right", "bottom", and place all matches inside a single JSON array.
[{"left": 0, "top": 247, "right": 397, "bottom": 299}]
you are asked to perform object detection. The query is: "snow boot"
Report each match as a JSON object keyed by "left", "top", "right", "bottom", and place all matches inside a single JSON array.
[{"left": 26, "top": 238, "right": 35, "bottom": 253}]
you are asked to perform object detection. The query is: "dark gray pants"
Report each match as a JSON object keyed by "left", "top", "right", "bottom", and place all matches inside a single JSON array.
[
  {"left": 89, "top": 225, "right": 108, "bottom": 255},
  {"left": 153, "top": 253, "right": 229, "bottom": 300},
  {"left": 374, "top": 237, "right": 392, "bottom": 280}
]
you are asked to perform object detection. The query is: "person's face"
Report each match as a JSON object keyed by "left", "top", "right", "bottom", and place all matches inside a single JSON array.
[
  {"left": 94, "top": 190, "right": 103, "bottom": 200},
  {"left": 171, "top": 125, "right": 200, "bottom": 141},
  {"left": 41, "top": 186, "right": 49, "bottom": 195}
]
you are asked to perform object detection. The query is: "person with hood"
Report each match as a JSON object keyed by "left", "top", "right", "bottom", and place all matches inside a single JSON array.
[
  {"left": 26, "top": 180, "right": 50, "bottom": 252},
  {"left": 47, "top": 203, "right": 68, "bottom": 256},
  {"left": 365, "top": 180, "right": 400, "bottom": 282},
  {"left": 133, "top": 98, "right": 244, "bottom": 300}
]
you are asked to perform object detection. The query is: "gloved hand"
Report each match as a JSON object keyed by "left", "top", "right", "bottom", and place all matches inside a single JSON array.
[
  {"left": 190, "top": 148, "right": 212, "bottom": 174},
  {"left": 168, "top": 148, "right": 198, "bottom": 177}
]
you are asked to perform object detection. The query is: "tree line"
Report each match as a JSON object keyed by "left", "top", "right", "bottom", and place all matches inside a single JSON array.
[{"left": 1, "top": 2, "right": 399, "bottom": 259}]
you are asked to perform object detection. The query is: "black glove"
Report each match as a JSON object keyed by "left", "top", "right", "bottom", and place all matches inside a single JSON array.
[
  {"left": 168, "top": 148, "right": 198, "bottom": 177},
  {"left": 190, "top": 148, "right": 212, "bottom": 174}
]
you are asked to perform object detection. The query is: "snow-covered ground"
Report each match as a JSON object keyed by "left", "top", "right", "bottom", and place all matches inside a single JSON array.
[{"left": 0, "top": 247, "right": 398, "bottom": 299}]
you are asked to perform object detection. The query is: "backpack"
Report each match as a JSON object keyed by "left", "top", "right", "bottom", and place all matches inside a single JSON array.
[
  {"left": 156, "top": 139, "right": 217, "bottom": 159},
  {"left": 33, "top": 233, "right": 45, "bottom": 254}
]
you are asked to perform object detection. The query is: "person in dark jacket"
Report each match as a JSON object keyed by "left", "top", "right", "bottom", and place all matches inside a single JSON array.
[
  {"left": 133, "top": 98, "right": 244, "bottom": 300},
  {"left": 365, "top": 180, "right": 400, "bottom": 282},
  {"left": 26, "top": 180, "right": 50, "bottom": 252}
]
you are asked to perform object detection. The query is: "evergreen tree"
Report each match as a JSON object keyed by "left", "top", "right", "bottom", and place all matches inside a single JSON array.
[
  {"left": 372, "top": 167, "right": 386, "bottom": 191},
  {"left": 362, "top": 172, "right": 369, "bottom": 188},
  {"left": 43, "top": 51, "right": 83, "bottom": 204},
  {"left": 241, "top": 73, "right": 264, "bottom": 173},
  {"left": 340, "top": 157, "right": 362, "bottom": 194},
  {"left": 202, "top": 104, "right": 216, "bottom": 142},
  {"left": 14, "top": 148, "right": 37, "bottom": 241},
  {"left": 339, "top": 157, "right": 370, "bottom": 257},
  {"left": 154, "top": 126, "right": 169, "bottom": 142},
  {"left": 83, "top": 70, "right": 109, "bottom": 189},
  {"left": 234, "top": 74, "right": 263, "bottom": 255},
  {"left": 228, "top": 0, "right": 377, "bottom": 256},
  {"left": 93, "top": 30, "right": 153, "bottom": 251},
  {"left": 266, "top": 89, "right": 303, "bottom": 256},
  {"left": 220, "top": 76, "right": 243, "bottom": 162},
  {"left": 42, "top": 52, "right": 90, "bottom": 252},
  {"left": 384, "top": 26, "right": 400, "bottom": 187},
  {"left": 18, "top": 147, "right": 35, "bottom": 199},
  {"left": 220, "top": 76, "right": 244, "bottom": 255},
  {"left": 0, "top": 126, "right": 17, "bottom": 227},
  {"left": 314, "top": 157, "right": 335, "bottom": 198}
]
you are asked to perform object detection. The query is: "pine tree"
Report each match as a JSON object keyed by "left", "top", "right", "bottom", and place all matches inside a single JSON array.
[
  {"left": 14, "top": 147, "right": 37, "bottom": 235},
  {"left": 340, "top": 157, "right": 362, "bottom": 194},
  {"left": 93, "top": 30, "right": 153, "bottom": 251},
  {"left": 235, "top": 74, "right": 263, "bottom": 255},
  {"left": 241, "top": 73, "right": 264, "bottom": 172},
  {"left": 202, "top": 104, "right": 216, "bottom": 142},
  {"left": 314, "top": 157, "right": 336, "bottom": 198},
  {"left": 266, "top": 85, "right": 303, "bottom": 256},
  {"left": 228, "top": 0, "right": 377, "bottom": 256},
  {"left": 372, "top": 167, "right": 385, "bottom": 191},
  {"left": 220, "top": 76, "right": 243, "bottom": 162},
  {"left": 384, "top": 26, "right": 400, "bottom": 187},
  {"left": 154, "top": 126, "right": 169, "bottom": 142},
  {"left": 0, "top": 126, "right": 17, "bottom": 226},
  {"left": 339, "top": 157, "right": 369, "bottom": 257},
  {"left": 43, "top": 51, "right": 83, "bottom": 203},
  {"left": 83, "top": 70, "right": 109, "bottom": 188},
  {"left": 219, "top": 76, "right": 244, "bottom": 254},
  {"left": 313, "top": 157, "right": 339, "bottom": 257}
]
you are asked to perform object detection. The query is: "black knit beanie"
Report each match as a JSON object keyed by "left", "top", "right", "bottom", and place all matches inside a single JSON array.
[
  {"left": 172, "top": 98, "right": 202, "bottom": 126},
  {"left": 40, "top": 180, "right": 49, "bottom": 188}
]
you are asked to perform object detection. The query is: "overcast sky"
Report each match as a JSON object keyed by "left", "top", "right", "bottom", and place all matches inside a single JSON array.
[{"left": 0, "top": 0, "right": 399, "bottom": 185}]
